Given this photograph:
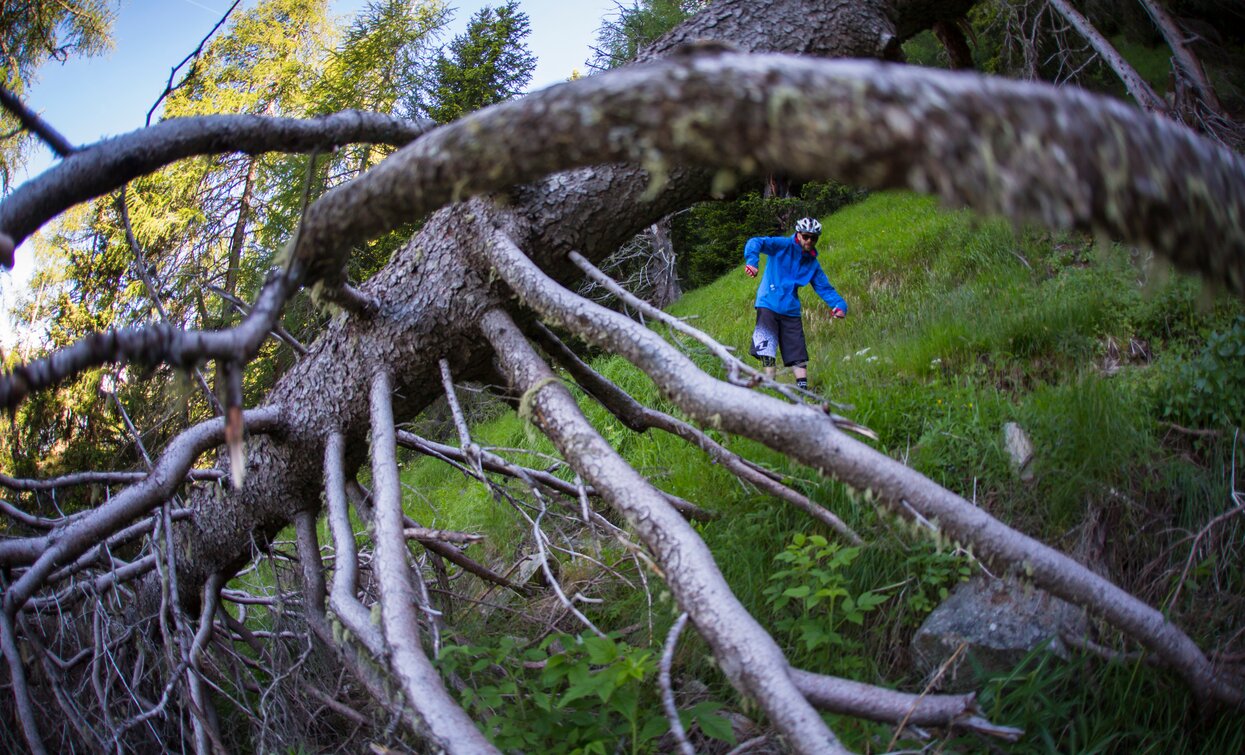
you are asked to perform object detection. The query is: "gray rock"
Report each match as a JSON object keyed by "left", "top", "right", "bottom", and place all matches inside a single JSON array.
[
  {"left": 911, "top": 574, "right": 1086, "bottom": 691},
  {"left": 1003, "top": 422, "right": 1035, "bottom": 481}
]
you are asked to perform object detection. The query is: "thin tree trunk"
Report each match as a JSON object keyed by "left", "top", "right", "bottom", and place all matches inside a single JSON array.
[
  {"left": 1046, "top": 0, "right": 1168, "bottom": 113},
  {"left": 1139, "top": 0, "right": 1222, "bottom": 113}
]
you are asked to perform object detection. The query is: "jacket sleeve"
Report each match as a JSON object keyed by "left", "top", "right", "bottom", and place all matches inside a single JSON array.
[
  {"left": 744, "top": 236, "right": 779, "bottom": 267},
  {"left": 810, "top": 265, "right": 847, "bottom": 313}
]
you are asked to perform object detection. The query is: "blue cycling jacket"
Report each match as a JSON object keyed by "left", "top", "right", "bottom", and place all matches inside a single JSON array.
[{"left": 744, "top": 235, "right": 847, "bottom": 317}]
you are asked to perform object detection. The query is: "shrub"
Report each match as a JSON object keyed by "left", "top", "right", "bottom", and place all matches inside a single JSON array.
[{"left": 1161, "top": 315, "right": 1245, "bottom": 431}]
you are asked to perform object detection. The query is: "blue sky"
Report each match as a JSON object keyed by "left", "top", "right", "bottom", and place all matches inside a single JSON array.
[{"left": 1, "top": 0, "right": 620, "bottom": 344}]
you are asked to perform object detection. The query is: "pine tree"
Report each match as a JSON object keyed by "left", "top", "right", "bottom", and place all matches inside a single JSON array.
[
  {"left": 588, "top": 0, "right": 705, "bottom": 71},
  {"left": 420, "top": 1, "right": 536, "bottom": 125},
  {"left": 0, "top": 0, "right": 115, "bottom": 190}
]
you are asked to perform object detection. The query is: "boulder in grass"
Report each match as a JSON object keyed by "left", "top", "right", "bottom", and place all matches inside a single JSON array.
[
  {"left": 1003, "top": 422, "right": 1035, "bottom": 482},
  {"left": 911, "top": 574, "right": 1087, "bottom": 691}
]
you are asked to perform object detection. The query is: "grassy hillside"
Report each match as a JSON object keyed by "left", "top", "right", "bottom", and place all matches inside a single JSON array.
[{"left": 400, "top": 192, "right": 1245, "bottom": 752}]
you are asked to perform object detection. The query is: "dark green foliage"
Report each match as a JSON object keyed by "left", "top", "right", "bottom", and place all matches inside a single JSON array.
[
  {"left": 587, "top": 0, "right": 706, "bottom": 71},
  {"left": 955, "top": 648, "right": 1245, "bottom": 755},
  {"left": 314, "top": 0, "right": 448, "bottom": 118},
  {"left": 901, "top": 0, "right": 1245, "bottom": 117},
  {"left": 673, "top": 181, "right": 864, "bottom": 290},
  {"left": 1161, "top": 315, "right": 1245, "bottom": 431},
  {"left": 418, "top": 1, "right": 536, "bottom": 125},
  {"left": 763, "top": 535, "right": 889, "bottom": 676},
  {"left": 436, "top": 632, "right": 736, "bottom": 753}
]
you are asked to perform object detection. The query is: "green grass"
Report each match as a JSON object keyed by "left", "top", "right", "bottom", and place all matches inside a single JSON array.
[{"left": 394, "top": 191, "right": 1245, "bottom": 752}]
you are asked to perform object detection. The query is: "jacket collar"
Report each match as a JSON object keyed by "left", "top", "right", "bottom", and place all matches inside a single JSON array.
[{"left": 793, "top": 234, "right": 818, "bottom": 260}]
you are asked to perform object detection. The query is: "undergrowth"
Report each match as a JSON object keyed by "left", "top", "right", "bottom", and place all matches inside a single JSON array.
[{"left": 388, "top": 191, "right": 1244, "bottom": 752}]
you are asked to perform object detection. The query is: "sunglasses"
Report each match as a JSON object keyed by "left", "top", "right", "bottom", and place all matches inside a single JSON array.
[{"left": 798, "top": 233, "right": 820, "bottom": 242}]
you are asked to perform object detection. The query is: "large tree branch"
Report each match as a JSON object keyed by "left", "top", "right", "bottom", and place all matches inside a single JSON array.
[
  {"left": 1138, "top": 0, "right": 1222, "bottom": 114},
  {"left": 0, "top": 110, "right": 434, "bottom": 266},
  {"left": 287, "top": 54, "right": 1245, "bottom": 292},
  {"left": 0, "top": 271, "right": 298, "bottom": 411}
]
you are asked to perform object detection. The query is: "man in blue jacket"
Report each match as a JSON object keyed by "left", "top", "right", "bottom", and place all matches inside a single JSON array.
[{"left": 744, "top": 217, "right": 847, "bottom": 390}]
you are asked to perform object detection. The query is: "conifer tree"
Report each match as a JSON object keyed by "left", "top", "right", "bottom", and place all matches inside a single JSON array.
[
  {"left": 0, "top": 0, "right": 115, "bottom": 191},
  {"left": 420, "top": 1, "right": 536, "bottom": 124}
]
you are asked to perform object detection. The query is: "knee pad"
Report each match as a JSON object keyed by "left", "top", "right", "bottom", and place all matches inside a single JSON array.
[{"left": 761, "top": 356, "right": 776, "bottom": 368}]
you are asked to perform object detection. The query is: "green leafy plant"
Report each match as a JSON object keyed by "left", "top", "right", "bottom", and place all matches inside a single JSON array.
[
  {"left": 763, "top": 534, "right": 889, "bottom": 673},
  {"left": 1163, "top": 315, "right": 1245, "bottom": 431},
  {"left": 437, "top": 632, "right": 735, "bottom": 753},
  {"left": 898, "top": 537, "right": 975, "bottom": 618}
]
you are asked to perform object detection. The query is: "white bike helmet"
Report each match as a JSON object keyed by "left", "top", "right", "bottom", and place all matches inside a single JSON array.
[{"left": 795, "top": 217, "right": 822, "bottom": 236}]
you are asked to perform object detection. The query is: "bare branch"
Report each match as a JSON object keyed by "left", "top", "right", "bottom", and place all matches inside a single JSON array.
[
  {"left": 294, "top": 500, "right": 402, "bottom": 740},
  {"left": 530, "top": 321, "right": 861, "bottom": 543},
  {"left": 0, "top": 110, "right": 434, "bottom": 265},
  {"left": 314, "top": 282, "right": 380, "bottom": 318},
  {"left": 532, "top": 499, "right": 607, "bottom": 638},
  {"left": 188, "top": 573, "right": 227, "bottom": 755},
  {"left": 480, "top": 305, "right": 847, "bottom": 754},
  {"left": 0, "top": 271, "right": 297, "bottom": 411},
  {"left": 0, "top": 407, "right": 283, "bottom": 610},
  {"left": 322, "top": 432, "right": 386, "bottom": 658},
  {"left": 569, "top": 250, "right": 759, "bottom": 387},
  {"left": 399, "top": 430, "right": 582, "bottom": 498},
  {"left": 396, "top": 429, "right": 714, "bottom": 524},
  {"left": 403, "top": 527, "right": 484, "bottom": 545},
  {"left": 28, "top": 553, "right": 158, "bottom": 612},
  {"left": 46, "top": 512, "right": 189, "bottom": 584},
  {"left": 1166, "top": 430, "right": 1244, "bottom": 612},
  {"left": 660, "top": 612, "right": 696, "bottom": 755},
  {"left": 1138, "top": 0, "right": 1222, "bottom": 114},
  {"left": 436, "top": 357, "right": 487, "bottom": 551},
  {"left": 0, "top": 83, "right": 76, "bottom": 157},
  {"left": 0, "top": 466, "right": 223, "bottom": 494},
  {"left": 146, "top": 0, "right": 243, "bottom": 126},
  {"left": 0, "top": 602, "right": 48, "bottom": 755},
  {"left": 207, "top": 284, "right": 308, "bottom": 355},
  {"left": 367, "top": 370, "right": 496, "bottom": 752},
  {"left": 789, "top": 668, "right": 1018, "bottom": 739},
  {"left": 1045, "top": 0, "right": 1167, "bottom": 113},
  {"left": 293, "top": 510, "right": 326, "bottom": 617},
  {"left": 477, "top": 227, "right": 1243, "bottom": 709},
  {"left": 115, "top": 189, "right": 224, "bottom": 415}
]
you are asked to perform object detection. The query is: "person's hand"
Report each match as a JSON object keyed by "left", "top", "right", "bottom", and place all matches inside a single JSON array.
[
  {"left": 831, "top": 307, "right": 846, "bottom": 319},
  {"left": 745, "top": 264, "right": 758, "bottom": 278}
]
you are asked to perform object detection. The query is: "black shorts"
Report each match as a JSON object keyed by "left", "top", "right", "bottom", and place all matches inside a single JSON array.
[{"left": 749, "top": 307, "right": 808, "bottom": 367}]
